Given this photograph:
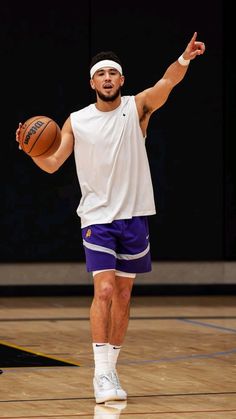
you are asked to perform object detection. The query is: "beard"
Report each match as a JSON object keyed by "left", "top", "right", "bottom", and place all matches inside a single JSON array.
[{"left": 96, "top": 86, "right": 121, "bottom": 102}]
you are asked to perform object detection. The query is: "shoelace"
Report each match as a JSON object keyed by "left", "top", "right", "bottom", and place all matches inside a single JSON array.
[
  {"left": 111, "top": 371, "right": 122, "bottom": 389},
  {"left": 97, "top": 374, "right": 113, "bottom": 386}
]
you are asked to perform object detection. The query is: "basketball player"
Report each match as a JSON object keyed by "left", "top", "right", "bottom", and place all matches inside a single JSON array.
[{"left": 16, "top": 32, "right": 205, "bottom": 403}]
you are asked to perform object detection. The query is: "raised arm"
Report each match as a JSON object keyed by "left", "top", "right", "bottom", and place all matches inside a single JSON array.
[
  {"left": 16, "top": 117, "right": 74, "bottom": 173},
  {"left": 135, "top": 32, "right": 205, "bottom": 134}
]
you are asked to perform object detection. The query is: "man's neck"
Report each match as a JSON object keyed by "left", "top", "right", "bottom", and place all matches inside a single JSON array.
[{"left": 95, "top": 96, "right": 121, "bottom": 112}]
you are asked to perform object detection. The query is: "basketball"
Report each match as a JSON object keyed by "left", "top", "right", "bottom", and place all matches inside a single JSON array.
[{"left": 19, "top": 116, "right": 61, "bottom": 158}]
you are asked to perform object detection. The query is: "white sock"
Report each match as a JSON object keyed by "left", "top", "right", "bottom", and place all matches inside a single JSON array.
[
  {"left": 92, "top": 343, "right": 110, "bottom": 375},
  {"left": 108, "top": 343, "right": 122, "bottom": 371}
]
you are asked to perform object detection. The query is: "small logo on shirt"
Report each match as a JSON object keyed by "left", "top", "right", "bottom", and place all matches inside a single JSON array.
[
  {"left": 86, "top": 228, "right": 92, "bottom": 238},
  {"left": 123, "top": 113, "right": 126, "bottom": 116}
]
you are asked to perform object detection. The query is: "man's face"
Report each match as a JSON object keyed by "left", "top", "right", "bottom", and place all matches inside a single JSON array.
[{"left": 90, "top": 67, "right": 124, "bottom": 102}]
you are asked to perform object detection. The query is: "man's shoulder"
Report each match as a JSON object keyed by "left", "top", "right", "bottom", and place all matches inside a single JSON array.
[
  {"left": 121, "top": 95, "right": 135, "bottom": 108},
  {"left": 71, "top": 103, "right": 94, "bottom": 116}
]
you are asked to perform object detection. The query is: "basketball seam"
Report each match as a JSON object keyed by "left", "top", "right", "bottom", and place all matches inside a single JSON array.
[
  {"left": 32, "top": 122, "right": 59, "bottom": 157},
  {"left": 28, "top": 120, "right": 53, "bottom": 155}
]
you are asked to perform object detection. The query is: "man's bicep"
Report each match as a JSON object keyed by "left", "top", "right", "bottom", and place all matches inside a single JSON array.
[
  {"left": 144, "top": 79, "right": 172, "bottom": 112},
  {"left": 53, "top": 121, "right": 74, "bottom": 166}
]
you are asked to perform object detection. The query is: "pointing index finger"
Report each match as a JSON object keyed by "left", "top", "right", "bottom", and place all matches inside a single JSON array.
[{"left": 189, "top": 31, "right": 197, "bottom": 46}]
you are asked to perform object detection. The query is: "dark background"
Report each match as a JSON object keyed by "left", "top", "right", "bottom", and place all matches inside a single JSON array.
[{"left": 1, "top": 0, "right": 230, "bottom": 263}]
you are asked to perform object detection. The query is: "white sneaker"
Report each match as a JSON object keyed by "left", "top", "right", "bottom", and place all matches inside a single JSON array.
[
  {"left": 93, "top": 372, "right": 117, "bottom": 403},
  {"left": 110, "top": 371, "right": 127, "bottom": 400}
]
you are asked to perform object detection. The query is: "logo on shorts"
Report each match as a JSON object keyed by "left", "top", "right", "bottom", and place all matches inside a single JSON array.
[{"left": 86, "top": 228, "right": 92, "bottom": 238}]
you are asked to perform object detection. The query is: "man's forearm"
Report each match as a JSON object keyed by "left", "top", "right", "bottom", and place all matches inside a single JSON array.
[{"left": 162, "top": 59, "right": 189, "bottom": 88}]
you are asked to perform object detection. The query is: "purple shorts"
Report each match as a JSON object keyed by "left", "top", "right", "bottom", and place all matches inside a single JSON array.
[{"left": 82, "top": 216, "right": 151, "bottom": 273}]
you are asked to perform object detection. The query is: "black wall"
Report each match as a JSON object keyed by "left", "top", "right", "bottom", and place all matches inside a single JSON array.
[{"left": 1, "top": 0, "right": 226, "bottom": 262}]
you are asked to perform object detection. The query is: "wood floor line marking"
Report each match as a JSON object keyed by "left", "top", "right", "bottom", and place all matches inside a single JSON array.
[
  {"left": 0, "top": 316, "right": 236, "bottom": 322},
  {"left": 118, "top": 347, "right": 236, "bottom": 366},
  {"left": 0, "top": 340, "right": 80, "bottom": 367},
  {"left": 1, "top": 391, "right": 236, "bottom": 403},
  {"left": 178, "top": 318, "right": 236, "bottom": 333},
  {"left": 2, "top": 347, "right": 236, "bottom": 371},
  {"left": 0, "top": 366, "right": 80, "bottom": 372},
  {"left": 2, "top": 409, "right": 236, "bottom": 418}
]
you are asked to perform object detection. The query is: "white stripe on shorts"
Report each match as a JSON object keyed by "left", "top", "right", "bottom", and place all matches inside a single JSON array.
[
  {"left": 117, "top": 243, "right": 150, "bottom": 260},
  {"left": 93, "top": 269, "right": 136, "bottom": 278},
  {"left": 83, "top": 239, "right": 150, "bottom": 260}
]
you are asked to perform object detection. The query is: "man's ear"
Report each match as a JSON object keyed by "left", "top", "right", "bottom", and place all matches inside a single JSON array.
[
  {"left": 90, "top": 79, "right": 95, "bottom": 90},
  {"left": 120, "top": 75, "right": 125, "bottom": 86}
]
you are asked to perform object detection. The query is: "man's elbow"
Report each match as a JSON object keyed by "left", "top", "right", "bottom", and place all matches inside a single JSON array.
[
  {"left": 32, "top": 156, "right": 62, "bottom": 174},
  {"left": 44, "top": 164, "right": 60, "bottom": 174}
]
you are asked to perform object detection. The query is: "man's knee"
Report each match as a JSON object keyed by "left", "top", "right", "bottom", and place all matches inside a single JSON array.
[
  {"left": 115, "top": 275, "right": 135, "bottom": 307},
  {"left": 94, "top": 272, "right": 116, "bottom": 302},
  {"left": 115, "top": 284, "right": 133, "bottom": 305}
]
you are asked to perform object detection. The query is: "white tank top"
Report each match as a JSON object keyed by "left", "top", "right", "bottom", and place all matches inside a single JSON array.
[{"left": 70, "top": 95, "right": 156, "bottom": 228}]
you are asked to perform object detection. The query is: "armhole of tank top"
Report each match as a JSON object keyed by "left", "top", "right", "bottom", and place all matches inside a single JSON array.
[
  {"left": 70, "top": 113, "right": 76, "bottom": 139},
  {"left": 132, "top": 96, "right": 146, "bottom": 140}
]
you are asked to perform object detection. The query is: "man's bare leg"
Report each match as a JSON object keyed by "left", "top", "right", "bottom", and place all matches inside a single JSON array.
[
  {"left": 90, "top": 270, "right": 118, "bottom": 403},
  {"left": 90, "top": 270, "right": 116, "bottom": 343},
  {"left": 90, "top": 271, "right": 132, "bottom": 402},
  {"left": 108, "top": 275, "right": 134, "bottom": 345}
]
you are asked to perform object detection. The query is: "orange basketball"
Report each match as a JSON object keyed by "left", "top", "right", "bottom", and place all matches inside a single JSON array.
[{"left": 19, "top": 116, "right": 61, "bottom": 157}]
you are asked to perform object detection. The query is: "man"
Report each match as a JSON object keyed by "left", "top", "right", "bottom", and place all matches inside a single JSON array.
[{"left": 16, "top": 32, "right": 205, "bottom": 403}]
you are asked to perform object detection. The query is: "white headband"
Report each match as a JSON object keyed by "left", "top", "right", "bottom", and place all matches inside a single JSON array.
[{"left": 90, "top": 60, "right": 123, "bottom": 78}]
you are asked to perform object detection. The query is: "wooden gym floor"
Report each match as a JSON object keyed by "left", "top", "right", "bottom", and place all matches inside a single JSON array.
[{"left": 0, "top": 294, "right": 236, "bottom": 418}]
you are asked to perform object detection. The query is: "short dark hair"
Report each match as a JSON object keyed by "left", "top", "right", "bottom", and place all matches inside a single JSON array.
[{"left": 89, "top": 51, "right": 122, "bottom": 70}]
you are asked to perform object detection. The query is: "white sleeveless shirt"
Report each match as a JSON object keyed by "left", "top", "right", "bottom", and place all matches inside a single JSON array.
[{"left": 70, "top": 95, "right": 156, "bottom": 228}]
